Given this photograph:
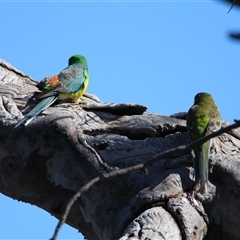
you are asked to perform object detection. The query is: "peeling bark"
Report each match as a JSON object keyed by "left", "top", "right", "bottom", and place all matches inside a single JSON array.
[{"left": 0, "top": 58, "right": 240, "bottom": 240}]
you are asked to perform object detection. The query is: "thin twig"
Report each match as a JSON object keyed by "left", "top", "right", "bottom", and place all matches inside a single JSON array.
[
  {"left": 227, "top": 0, "right": 235, "bottom": 14},
  {"left": 50, "top": 120, "right": 240, "bottom": 240}
]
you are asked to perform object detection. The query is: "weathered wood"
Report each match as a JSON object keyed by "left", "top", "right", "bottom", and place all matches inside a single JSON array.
[
  {"left": 1, "top": 58, "right": 240, "bottom": 240},
  {"left": 120, "top": 206, "right": 182, "bottom": 240}
]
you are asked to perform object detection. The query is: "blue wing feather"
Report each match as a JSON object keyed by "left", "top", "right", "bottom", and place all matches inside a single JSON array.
[
  {"left": 37, "top": 63, "right": 87, "bottom": 99},
  {"left": 57, "top": 63, "right": 87, "bottom": 92}
]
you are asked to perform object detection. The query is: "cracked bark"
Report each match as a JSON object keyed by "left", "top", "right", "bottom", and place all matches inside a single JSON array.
[{"left": 0, "top": 58, "right": 240, "bottom": 240}]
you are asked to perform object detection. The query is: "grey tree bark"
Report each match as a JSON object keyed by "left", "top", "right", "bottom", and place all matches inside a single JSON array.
[{"left": 0, "top": 58, "right": 240, "bottom": 240}]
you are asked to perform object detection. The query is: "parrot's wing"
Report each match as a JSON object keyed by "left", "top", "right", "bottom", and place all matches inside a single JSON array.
[
  {"left": 186, "top": 106, "right": 195, "bottom": 138},
  {"left": 37, "top": 64, "right": 88, "bottom": 99},
  {"left": 187, "top": 105, "right": 204, "bottom": 140},
  {"left": 56, "top": 63, "right": 88, "bottom": 92},
  {"left": 207, "top": 105, "right": 221, "bottom": 133}
]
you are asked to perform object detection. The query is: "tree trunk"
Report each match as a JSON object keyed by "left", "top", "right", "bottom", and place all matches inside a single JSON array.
[{"left": 0, "top": 58, "right": 240, "bottom": 240}]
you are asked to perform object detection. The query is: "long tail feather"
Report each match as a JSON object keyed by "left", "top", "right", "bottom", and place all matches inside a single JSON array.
[
  {"left": 193, "top": 140, "right": 211, "bottom": 194},
  {"left": 13, "top": 96, "right": 58, "bottom": 129}
]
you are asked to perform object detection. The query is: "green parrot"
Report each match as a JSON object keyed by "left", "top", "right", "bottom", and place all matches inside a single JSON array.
[
  {"left": 14, "top": 54, "right": 89, "bottom": 129},
  {"left": 187, "top": 92, "right": 221, "bottom": 195}
]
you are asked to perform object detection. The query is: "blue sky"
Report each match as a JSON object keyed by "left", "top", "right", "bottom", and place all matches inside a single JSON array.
[{"left": 0, "top": 1, "right": 239, "bottom": 239}]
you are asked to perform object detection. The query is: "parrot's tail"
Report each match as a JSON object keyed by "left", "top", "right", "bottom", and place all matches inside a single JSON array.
[
  {"left": 13, "top": 96, "right": 58, "bottom": 129},
  {"left": 193, "top": 140, "right": 211, "bottom": 195}
]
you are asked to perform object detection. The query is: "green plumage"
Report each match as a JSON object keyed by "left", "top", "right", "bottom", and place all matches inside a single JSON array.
[{"left": 187, "top": 92, "right": 221, "bottom": 194}]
